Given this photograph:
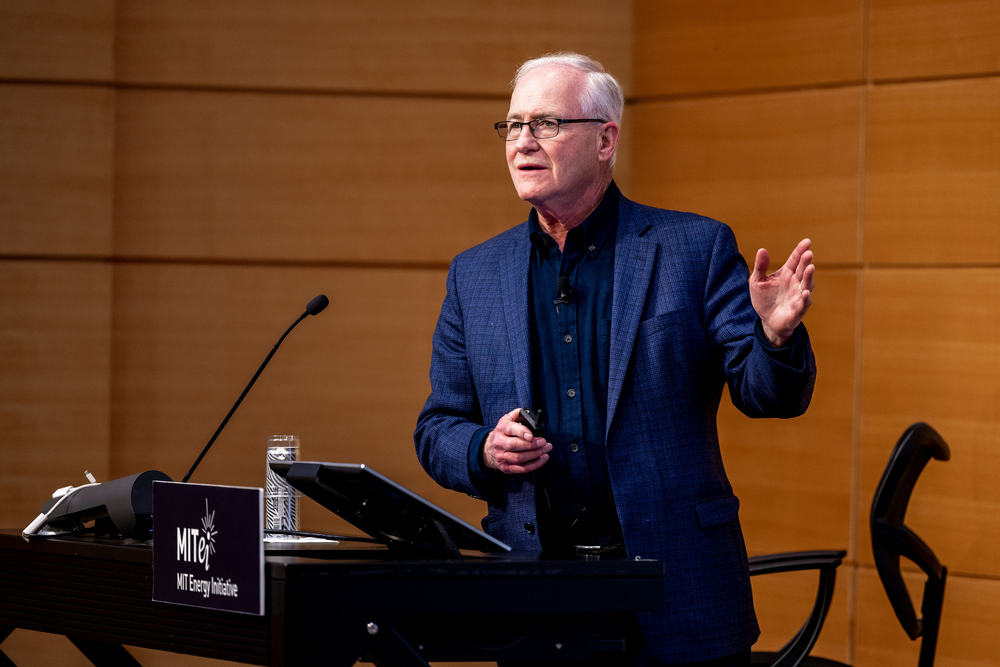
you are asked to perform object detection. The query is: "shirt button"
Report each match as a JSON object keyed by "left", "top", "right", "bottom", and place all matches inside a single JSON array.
[
  {"left": 563, "top": 334, "right": 573, "bottom": 343},
  {"left": 566, "top": 388, "right": 576, "bottom": 398},
  {"left": 524, "top": 522, "right": 535, "bottom": 535},
  {"left": 570, "top": 443, "right": 579, "bottom": 453},
  {"left": 588, "top": 245, "right": 596, "bottom": 252},
  {"left": 578, "top": 504, "right": 587, "bottom": 512}
]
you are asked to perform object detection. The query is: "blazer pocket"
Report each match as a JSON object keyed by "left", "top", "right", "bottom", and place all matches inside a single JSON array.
[
  {"left": 695, "top": 495, "right": 740, "bottom": 529},
  {"left": 637, "top": 307, "right": 691, "bottom": 340}
]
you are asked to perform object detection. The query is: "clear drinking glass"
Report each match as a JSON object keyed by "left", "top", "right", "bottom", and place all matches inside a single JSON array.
[{"left": 265, "top": 435, "right": 300, "bottom": 537}]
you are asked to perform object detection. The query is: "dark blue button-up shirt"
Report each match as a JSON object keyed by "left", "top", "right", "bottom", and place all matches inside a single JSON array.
[{"left": 526, "top": 183, "right": 621, "bottom": 548}]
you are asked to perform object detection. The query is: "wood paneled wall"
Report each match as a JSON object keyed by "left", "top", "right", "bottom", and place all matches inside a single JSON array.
[
  {"left": 0, "top": 2, "right": 630, "bottom": 665},
  {"left": 3, "top": 1, "right": 999, "bottom": 666},
  {"left": 633, "top": 1, "right": 1000, "bottom": 666}
]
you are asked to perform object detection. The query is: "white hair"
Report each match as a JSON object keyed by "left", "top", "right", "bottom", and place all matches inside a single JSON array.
[{"left": 512, "top": 52, "right": 624, "bottom": 126}]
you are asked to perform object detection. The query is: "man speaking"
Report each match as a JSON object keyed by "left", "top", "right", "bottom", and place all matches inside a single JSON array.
[{"left": 415, "top": 52, "right": 816, "bottom": 667}]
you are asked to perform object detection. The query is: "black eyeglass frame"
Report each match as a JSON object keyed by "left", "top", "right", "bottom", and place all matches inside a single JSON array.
[{"left": 494, "top": 117, "right": 607, "bottom": 141}]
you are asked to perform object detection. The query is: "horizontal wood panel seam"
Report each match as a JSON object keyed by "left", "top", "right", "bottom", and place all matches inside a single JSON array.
[
  {"left": 0, "top": 77, "right": 509, "bottom": 102},
  {"left": 7, "top": 72, "right": 996, "bottom": 97},
  {"left": 0, "top": 255, "right": 450, "bottom": 271},
  {"left": 0, "top": 78, "right": 114, "bottom": 90},
  {"left": 628, "top": 79, "right": 867, "bottom": 105},
  {"left": 862, "top": 263, "right": 1000, "bottom": 270},
  {"left": 748, "top": 557, "right": 1000, "bottom": 583},
  {"left": 871, "top": 71, "right": 1000, "bottom": 88},
  {"left": 629, "top": 72, "right": 999, "bottom": 105},
  {"left": 12, "top": 257, "right": 1000, "bottom": 271},
  {"left": 6, "top": 74, "right": 995, "bottom": 109},
  {"left": 854, "top": 561, "right": 1000, "bottom": 583}
]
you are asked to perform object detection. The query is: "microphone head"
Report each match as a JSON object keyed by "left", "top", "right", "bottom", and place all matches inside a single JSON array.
[
  {"left": 306, "top": 294, "right": 329, "bottom": 316},
  {"left": 553, "top": 277, "right": 573, "bottom": 306}
]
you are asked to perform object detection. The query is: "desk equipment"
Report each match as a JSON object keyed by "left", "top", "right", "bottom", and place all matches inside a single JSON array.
[
  {"left": 270, "top": 461, "right": 510, "bottom": 556},
  {"left": 0, "top": 530, "right": 664, "bottom": 666},
  {"left": 22, "top": 296, "right": 329, "bottom": 541}
]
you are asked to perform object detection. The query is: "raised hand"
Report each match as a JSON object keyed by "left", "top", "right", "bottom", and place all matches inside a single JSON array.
[{"left": 749, "top": 238, "right": 815, "bottom": 347}]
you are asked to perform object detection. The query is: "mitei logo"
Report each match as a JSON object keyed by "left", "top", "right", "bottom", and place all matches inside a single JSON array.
[{"left": 177, "top": 498, "right": 217, "bottom": 571}]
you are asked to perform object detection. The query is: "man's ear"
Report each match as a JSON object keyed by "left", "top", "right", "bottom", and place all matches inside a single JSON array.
[{"left": 597, "top": 122, "right": 620, "bottom": 163}]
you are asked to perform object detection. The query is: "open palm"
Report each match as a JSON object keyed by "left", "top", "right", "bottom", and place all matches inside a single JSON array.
[{"left": 749, "top": 238, "right": 815, "bottom": 347}]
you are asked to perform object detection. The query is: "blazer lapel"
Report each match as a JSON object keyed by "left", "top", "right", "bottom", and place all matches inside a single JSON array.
[
  {"left": 500, "top": 236, "right": 533, "bottom": 408},
  {"left": 607, "top": 203, "right": 656, "bottom": 437}
]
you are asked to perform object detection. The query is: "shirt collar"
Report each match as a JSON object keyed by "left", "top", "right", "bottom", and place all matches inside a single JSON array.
[{"left": 528, "top": 181, "right": 620, "bottom": 258}]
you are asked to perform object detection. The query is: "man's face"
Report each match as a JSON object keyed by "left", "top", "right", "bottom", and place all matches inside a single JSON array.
[{"left": 505, "top": 65, "right": 611, "bottom": 213}]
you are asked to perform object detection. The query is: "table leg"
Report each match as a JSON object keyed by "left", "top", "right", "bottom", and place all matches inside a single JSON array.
[
  {"left": 0, "top": 626, "right": 16, "bottom": 667},
  {"left": 68, "top": 637, "right": 143, "bottom": 667}
]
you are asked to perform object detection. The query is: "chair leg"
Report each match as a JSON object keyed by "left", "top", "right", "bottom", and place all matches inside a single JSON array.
[
  {"left": 0, "top": 627, "right": 16, "bottom": 667},
  {"left": 769, "top": 565, "right": 838, "bottom": 667},
  {"left": 916, "top": 567, "right": 947, "bottom": 667}
]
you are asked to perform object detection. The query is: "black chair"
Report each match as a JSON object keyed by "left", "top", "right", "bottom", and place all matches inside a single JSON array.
[{"left": 749, "top": 422, "right": 950, "bottom": 667}]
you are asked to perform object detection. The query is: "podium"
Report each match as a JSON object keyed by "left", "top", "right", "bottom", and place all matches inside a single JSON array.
[{"left": 0, "top": 530, "right": 664, "bottom": 666}]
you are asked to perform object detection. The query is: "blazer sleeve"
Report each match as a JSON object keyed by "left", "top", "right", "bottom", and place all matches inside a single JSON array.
[
  {"left": 703, "top": 224, "right": 816, "bottom": 418},
  {"left": 414, "top": 257, "right": 497, "bottom": 500}
]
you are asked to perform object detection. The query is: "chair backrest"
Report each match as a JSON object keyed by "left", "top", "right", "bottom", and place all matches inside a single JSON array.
[{"left": 870, "top": 422, "right": 950, "bottom": 667}]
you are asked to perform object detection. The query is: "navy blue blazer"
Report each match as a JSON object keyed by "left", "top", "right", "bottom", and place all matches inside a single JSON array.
[{"left": 415, "top": 192, "right": 816, "bottom": 664}]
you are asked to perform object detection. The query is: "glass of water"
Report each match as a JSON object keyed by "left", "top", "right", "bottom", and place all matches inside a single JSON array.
[{"left": 265, "top": 435, "right": 300, "bottom": 538}]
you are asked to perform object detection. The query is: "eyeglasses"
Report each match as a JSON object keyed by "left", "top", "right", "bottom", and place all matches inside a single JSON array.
[{"left": 494, "top": 117, "right": 606, "bottom": 141}]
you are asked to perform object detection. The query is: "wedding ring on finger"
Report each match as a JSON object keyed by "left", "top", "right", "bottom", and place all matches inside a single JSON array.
[{"left": 798, "top": 284, "right": 803, "bottom": 293}]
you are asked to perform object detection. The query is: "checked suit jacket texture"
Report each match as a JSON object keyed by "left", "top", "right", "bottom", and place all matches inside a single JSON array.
[{"left": 414, "top": 191, "right": 816, "bottom": 664}]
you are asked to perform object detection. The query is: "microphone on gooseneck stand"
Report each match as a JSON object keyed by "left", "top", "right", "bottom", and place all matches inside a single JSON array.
[
  {"left": 181, "top": 294, "right": 330, "bottom": 483},
  {"left": 24, "top": 294, "right": 330, "bottom": 540},
  {"left": 554, "top": 276, "right": 573, "bottom": 311}
]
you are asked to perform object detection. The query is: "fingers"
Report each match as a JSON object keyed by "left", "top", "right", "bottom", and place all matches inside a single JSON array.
[
  {"left": 751, "top": 248, "right": 770, "bottom": 283},
  {"left": 787, "top": 238, "right": 811, "bottom": 267},
  {"left": 780, "top": 236, "right": 808, "bottom": 269},
  {"left": 801, "top": 262, "right": 816, "bottom": 293},
  {"left": 487, "top": 435, "right": 551, "bottom": 474},
  {"left": 793, "top": 243, "right": 815, "bottom": 299},
  {"left": 495, "top": 407, "right": 536, "bottom": 445},
  {"left": 493, "top": 449, "right": 551, "bottom": 474},
  {"left": 484, "top": 409, "right": 552, "bottom": 474},
  {"left": 764, "top": 238, "right": 814, "bottom": 291}
]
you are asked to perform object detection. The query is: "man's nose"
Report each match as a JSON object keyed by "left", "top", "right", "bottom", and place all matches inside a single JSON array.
[{"left": 512, "top": 125, "right": 539, "bottom": 151}]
